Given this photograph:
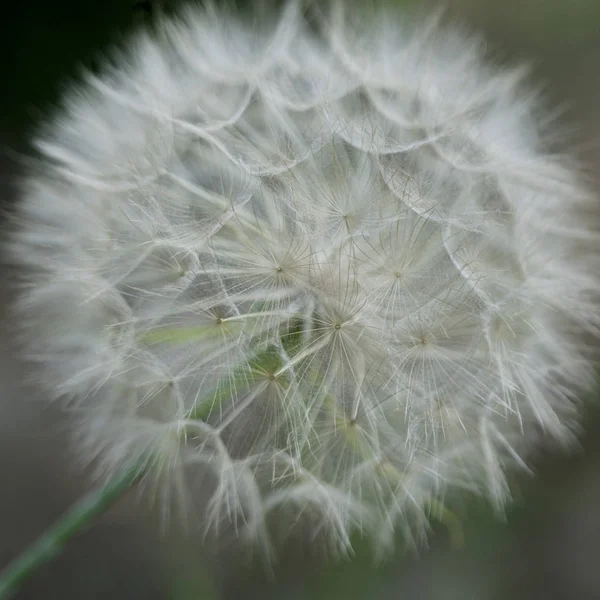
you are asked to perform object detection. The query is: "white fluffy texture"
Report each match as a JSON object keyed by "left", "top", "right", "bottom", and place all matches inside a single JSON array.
[{"left": 10, "top": 1, "right": 599, "bottom": 555}]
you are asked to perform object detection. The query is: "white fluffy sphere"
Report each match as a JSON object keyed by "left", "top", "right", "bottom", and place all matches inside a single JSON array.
[{"left": 9, "top": 0, "right": 599, "bottom": 555}]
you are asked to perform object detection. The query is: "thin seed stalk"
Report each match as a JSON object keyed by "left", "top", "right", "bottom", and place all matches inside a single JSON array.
[{"left": 0, "top": 462, "right": 145, "bottom": 599}]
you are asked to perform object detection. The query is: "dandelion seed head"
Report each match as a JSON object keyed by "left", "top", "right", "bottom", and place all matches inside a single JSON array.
[{"left": 9, "top": 0, "right": 599, "bottom": 556}]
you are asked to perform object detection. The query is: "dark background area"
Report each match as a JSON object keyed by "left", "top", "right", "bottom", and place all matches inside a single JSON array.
[{"left": 1, "top": 1, "right": 600, "bottom": 598}]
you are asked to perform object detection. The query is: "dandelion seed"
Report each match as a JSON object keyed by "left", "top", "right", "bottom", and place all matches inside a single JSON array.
[{"left": 8, "top": 0, "right": 599, "bottom": 557}]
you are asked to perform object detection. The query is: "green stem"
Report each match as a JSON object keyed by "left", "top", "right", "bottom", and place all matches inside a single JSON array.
[{"left": 0, "top": 463, "right": 145, "bottom": 599}]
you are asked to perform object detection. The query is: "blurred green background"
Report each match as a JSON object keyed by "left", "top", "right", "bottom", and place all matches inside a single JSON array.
[{"left": 1, "top": 1, "right": 599, "bottom": 599}]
